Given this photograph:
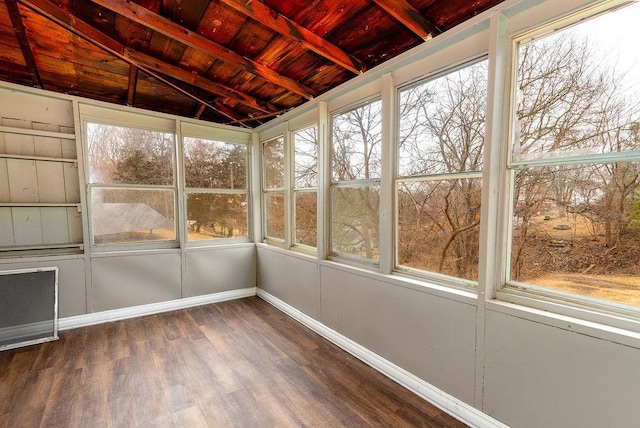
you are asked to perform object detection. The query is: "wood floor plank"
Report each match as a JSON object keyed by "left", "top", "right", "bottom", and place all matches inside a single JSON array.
[{"left": 0, "top": 296, "right": 467, "bottom": 427}]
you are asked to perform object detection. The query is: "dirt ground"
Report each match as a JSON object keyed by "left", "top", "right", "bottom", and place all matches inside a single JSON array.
[{"left": 514, "top": 214, "right": 640, "bottom": 308}]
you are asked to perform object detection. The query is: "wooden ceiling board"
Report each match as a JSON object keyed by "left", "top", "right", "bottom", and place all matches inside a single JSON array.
[
  {"left": 226, "top": 17, "right": 276, "bottom": 60},
  {"left": 0, "top": 59, "right": 32, "bottom": 86},
  {"left": 177, "top": 45, "right": 217, "bottom": 75},
  {"left": 196, "top": 1, "right": 246, "bottom": 46},
  {"left": 70, "top": 0, "right": 117, "bottom": 38},
  {"left": 148, "top": 31, "right": 186, "bottom": 64},
  {"left": 263, "top": 0, "right": 369, "bottom": 39},
  {"left": 0, "top": 19, "right": 27, "bottom": 66},
  {"left": 326, "top": 4, "right": 418, "bottom": 67},
  {"left": 113, "top": 12, "right": 153, "bottom": 51},
  {"left": 423, "top": 0, "right": 502, "bottom": 30},
  {"left": 253, "top": 37, "right": 319, "bottom": 79},
  {"left": 133, "top": 71, "right": 197, "bottom": 116},
  {"left": 0, "top": 0, "right": 507, "bottom": 126},
  {"left": 159, "top": 0, "right": 209, "bottom": 29},
  {"left": 24, "top": 7, "right": 126, "bottom": 74}
]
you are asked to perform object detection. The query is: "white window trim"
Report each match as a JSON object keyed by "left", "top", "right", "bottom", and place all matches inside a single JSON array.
[
  {"left": 181, "top": 135, "right": 252, "bottom": 247},
  {"left": 495, "top": 0, "right": 640, "bottom": 333},
  {"left": 82, "top": 118, "right": 180, "bottom": 251},
  {"left": 291, "top": 123, "right": 319, "bottom": 252}
]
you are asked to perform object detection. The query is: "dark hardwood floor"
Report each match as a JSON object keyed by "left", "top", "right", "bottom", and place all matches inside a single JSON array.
[{"left": 0, "top": 297, "right": 466, "bottom": 427}]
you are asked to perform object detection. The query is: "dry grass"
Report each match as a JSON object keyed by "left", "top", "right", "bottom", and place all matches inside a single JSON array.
[{"left": 532, "top": 273, "right": 640, "bottom": 308}]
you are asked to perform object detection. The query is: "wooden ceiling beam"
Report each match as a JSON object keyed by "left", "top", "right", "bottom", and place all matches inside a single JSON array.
[
  {"left": 18, "top": 0, "right": 277, "bottom": 114},
  {"left": 126, "top": 64, "right": 137, "bottom": 106},
  {"left": 194, "top": 103, "right": 206, "bottom": 119},
  {"left": 372, "top": 0, "right": 440, "bottom": 40},
  {"left": 219, "top": 0, "right": 366, "bottom": 74},
  {"left": 6, "top": 0, "right": 43, "bottom": 88},
  {"left": 87, "top": 0, "right": 316, "bottom": 100}
]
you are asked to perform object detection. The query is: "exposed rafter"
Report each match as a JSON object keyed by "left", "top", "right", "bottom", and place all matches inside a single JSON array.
[
  {"left": 87, "top": 0, "right": 316, "bottom": 100},
  {"left": 194, "top": 103, "right": 206, "bottom": 119},
  {"left": 126, "top": 64, "right": 137, "bottom": 106},
  {"left": 5, "top": 0, "right": 42, "bottom": 88},
  {"left": 372, "top": 0, "right": 440, "bottom": 40},
  {"left": 18, "top": 0, "right": 278, "bottom": 115},
  {"left": 219, "top": 0, "right": 366, "bottom": 74}
]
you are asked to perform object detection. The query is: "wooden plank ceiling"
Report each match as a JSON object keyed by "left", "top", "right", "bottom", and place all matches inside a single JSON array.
[{"left": 0, "top": 0, "right": 505, "bottom": 128}]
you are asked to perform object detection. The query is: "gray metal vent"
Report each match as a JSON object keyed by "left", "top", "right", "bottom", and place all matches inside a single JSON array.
[{"left": 0, "top": 267, "right": 58, "bottom": 351}]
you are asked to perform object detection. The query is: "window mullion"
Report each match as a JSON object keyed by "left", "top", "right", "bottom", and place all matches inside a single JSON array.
[
  {"left": 379, "top": 73, "right": 395, "bottom": 275},
  {"left": 284, "top": 127, "right": 294, "bottom": 248}
]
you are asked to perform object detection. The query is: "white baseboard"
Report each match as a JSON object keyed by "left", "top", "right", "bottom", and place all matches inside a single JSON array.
[
  {"left": 59, "top": 287, "right": 257, "bottom": 331},
  {"left": 257, "top": 288, "right": 508, "bottom": 428}
]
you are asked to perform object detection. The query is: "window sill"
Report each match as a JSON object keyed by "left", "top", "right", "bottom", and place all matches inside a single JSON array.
[{"left": 493, "top": 291, "right": 640, "bottom": 347}]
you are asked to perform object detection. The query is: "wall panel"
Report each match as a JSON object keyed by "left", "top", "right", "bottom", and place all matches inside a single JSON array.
[
  {"left": 91, "top": 252, "right": 182, "bottom": 312},
  {"left": 185, "top": 245, "right": 256, "bottom": 297},
  {"left": 483, "top": 309, "right": 640, "bottom": 428},
  {"left": 256, "top": 246, "right": 320, "bottom": 320},
  {"left": 320, "top": 264, "right": 477, "bottom": 405}
]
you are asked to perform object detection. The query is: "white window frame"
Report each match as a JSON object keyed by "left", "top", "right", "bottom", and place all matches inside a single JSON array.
[
  {"left": 329, "top": 97, "right": 383, "bottom": 266},
  {"left": 182, "top": 135, "right": 251, "bottom": 246},
  {"left": 262, "top": 134, "right": 287, "bottom": 244},
  {"left": 291, "top": 123, "right": 319, "bottom": 251},
  {"left": 495, "top": 1, "right": 640, "bottom": 333},
  {"left": 393, "top": 57, "right": 488, "bottom": 289},
  {"left": 81, "top": 110, "right": 179, "bottom": 252}
]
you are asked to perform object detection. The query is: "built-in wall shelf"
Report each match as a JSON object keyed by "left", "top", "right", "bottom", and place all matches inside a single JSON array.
[
  {"left": 0, "top": 153, "right": 77, "bottom": 164},
  {"left": 0, "top": 243, "right": 84, "bottom": 252},
  {"left": 0, "top": 125, "right": 76, "bottom": 140},
  {"left": 0, "top": 202, "right": 81, "bottom": 209},
  {"left": 1, "top": 110, "right": 83, "bottom": 253}
]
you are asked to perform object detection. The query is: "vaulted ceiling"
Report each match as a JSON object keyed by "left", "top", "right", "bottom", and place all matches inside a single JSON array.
[{"left": 0, "top": 0, "right": 505, "bottom": 128}]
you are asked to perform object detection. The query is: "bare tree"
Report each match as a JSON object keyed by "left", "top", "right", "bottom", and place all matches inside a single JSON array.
[
  {"left": 512, "top": 30, "right": 640, "bottom": 280},
  {"left": 331, "top": 101, "right": 381, "bottom": 259},
  {"left": 397, "top": 60, "right": 486, "bottom": 279}
]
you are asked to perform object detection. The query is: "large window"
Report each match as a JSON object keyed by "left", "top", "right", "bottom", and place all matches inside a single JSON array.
[
  {"left": 506, "top": 3, "right": 640, "bottom": 309},
  {"left": 331, "top": 100, "right": 382, "bottom": 261},
  {"left": 263, "top": 136, "right": 285, "bottom": 241},
  {"left": 293, "top": 125, "right": 318, "bottom": 247},
  {"left": 397, "top": 60, "right": 487, "bottom": 282},
  {"left": 86, "top": 122, "right": 176, "bottom": 245},
  {"left": 184, "top": 137, "right": 248, "bottom": 241}
]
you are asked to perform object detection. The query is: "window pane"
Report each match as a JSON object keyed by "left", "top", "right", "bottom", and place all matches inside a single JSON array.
[
  {"left": 514, "top": 3, "right": 640, "bottom": 162},
  {"left": 184, "top": 138, "right": 247, "bottom": 189},
  {"left": 510, "top": 162, "right": 640, "bottom": 307},
  {"left": 294, "top": 126, "right": 318, "bottom": 188},
  {"left": 265, "top": 192, "right": 285, "bottom": 240},
  {"left": 399, "top": 61, "right": 487, "bottom": 177},
  {"left": 332, "top": 186, "right": 379, "bottom": 261},
  {"left": 332, "top": 100, "right": 382, "bottom": 181},
  {"left": 87, "top": 123, "right": 174, "bottom": 185},
  {"left": 295, "top": 191, "right": 317, "bottom": 247},
  {"left": 397, "top": 179, "right": 481, "bottom": 281},
  {"left": 186, "top": 193, "right": 247, "bottom": 240},
  {"left": 264, "top": 137, "right": 284, "bottom": 189},
  {"left": 91, "top": 188, "right": 175, "bottom": 244}
]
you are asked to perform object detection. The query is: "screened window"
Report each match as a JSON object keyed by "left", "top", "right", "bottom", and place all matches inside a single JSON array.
[
  {"left": 184, "top": 137, "right": 248, "bottom": 241},
  {"left": 86, "top": 122, "right": 176, "bottom": 245},
  {"left": 293, "top": 125, "right": 318, "bottom": 247},
  {"left": 263, "top": 136, "right": 285, "bottom": 241},
  {"left": 507, "top": 3, "right": 640, "bottom": 309},
  {"left": 397, "top": 60, "right": 487, "bottom": 282},
  {"left": 331, "top": 100, "right": 382, "bottom": 261}
]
